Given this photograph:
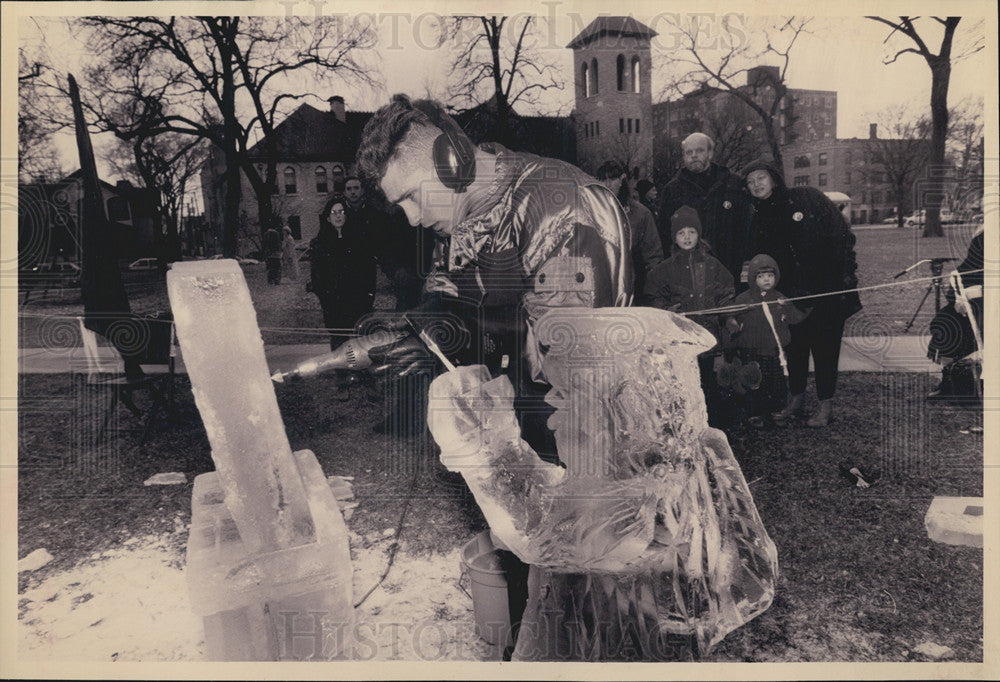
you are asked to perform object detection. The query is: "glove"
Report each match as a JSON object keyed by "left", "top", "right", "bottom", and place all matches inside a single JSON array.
[
  {"left": 367, "top": 333, "right": 434, "bottom": 378},
  {"left": 726, "top": 317, "right": 742, "bottom": 336}
]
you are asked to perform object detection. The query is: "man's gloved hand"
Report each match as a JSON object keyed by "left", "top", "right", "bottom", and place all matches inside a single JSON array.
[{"left": 367, "top": 333, "right": 434, "bottom": 378}]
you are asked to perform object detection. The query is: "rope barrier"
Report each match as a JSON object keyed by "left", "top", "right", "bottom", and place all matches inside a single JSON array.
[{"left": 16, "top": 268, "right": 986, "bottom": 337}]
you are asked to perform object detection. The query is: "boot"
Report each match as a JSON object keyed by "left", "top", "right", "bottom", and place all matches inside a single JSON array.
[
  {"left": 779, "top": 393, "right": 805, "bottom": 421},
  {"left": 807, "top": 399, "right": 832, "bottom": 428}
]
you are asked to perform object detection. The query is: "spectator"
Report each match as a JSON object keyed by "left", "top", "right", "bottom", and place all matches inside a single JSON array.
[
  {"left": 657, "top": 132, "right": 751, "bottom": 284},
  {"left": 308, "top": 194, "right": 377, "bottom": 350},
  {"left": 645, "top": 205, "right": 734, "bottom": 426},
  {"left": 280, "top": 226, "right": 299, "bottom": 281},
  {"left": 927, "top": 224, "right": 985, "bottom": 401},
  {"left": 331, "top": 163, "right": 347, "bottom": 194},
  {"left": 725, "top": 254, "right": 807, "bottom": 428},
  {"left": 262, "top": 224, "right": 282, "bottom": 285},
  {"left": 645, "top": 206, "right": 734, "bottom": 343},
  {"left": 596, "top": 161, "right": 663, "bottom": 302},
  {"left": 741, "top": 158, "right": 862, "bottom": 427},
  {"left": 635, "top": 179, "right": 658, "bottom": 218}
]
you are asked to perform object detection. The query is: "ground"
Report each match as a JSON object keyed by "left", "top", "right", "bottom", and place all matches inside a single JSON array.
[{"left": 13, "top": 224, "right": 986, "bottom": 665}]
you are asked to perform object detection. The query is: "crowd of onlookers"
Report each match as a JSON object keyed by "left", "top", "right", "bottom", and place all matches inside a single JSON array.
[{"left": 282, "top": 127, "right": 981, "bottom": 434}]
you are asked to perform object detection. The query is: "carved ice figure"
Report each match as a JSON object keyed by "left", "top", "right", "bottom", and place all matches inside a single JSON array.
[{"left": 427, "top": 307, "right": 778, "bottom": 658}]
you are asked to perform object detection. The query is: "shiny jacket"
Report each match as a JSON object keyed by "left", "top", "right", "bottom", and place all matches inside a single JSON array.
[{"left": 423, "top": 144, "right": 632, "bottom": 381}]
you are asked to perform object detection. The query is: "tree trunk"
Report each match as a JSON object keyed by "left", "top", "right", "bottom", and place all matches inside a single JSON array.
[{"left": 922, "top": 56, "right": 951, "bottom": 238}]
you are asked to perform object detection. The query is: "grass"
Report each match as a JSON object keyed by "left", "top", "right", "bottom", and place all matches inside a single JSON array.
[
  {"left": 17, "top": 371, "right": 983, "bottom": 662},
  {"left": 16, "top": 222, "right": 981, "bottom": 351},
  {"left": 15, "top": 223, "right": 984, "bottom": 661}
]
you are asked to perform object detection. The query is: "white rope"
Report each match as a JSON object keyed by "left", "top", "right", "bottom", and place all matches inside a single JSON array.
[
  {"left": 679, "top": 268, "right": 986, "bottom": 318},
  {"left": 759, "top": 300, "right": 789, "bottom": 377}
]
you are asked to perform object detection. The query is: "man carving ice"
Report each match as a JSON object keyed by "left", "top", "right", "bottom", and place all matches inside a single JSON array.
[{"left": 356, "top": 95, "right": 776, "bottom": 661}]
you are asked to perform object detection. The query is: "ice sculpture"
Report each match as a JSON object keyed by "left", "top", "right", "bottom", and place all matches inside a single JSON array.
[
  {"left": 427, "top": 307, "right": 778, "bottom": 658},
  {"left": 168, "top": 260, "right": 352, "bottom": 660}
]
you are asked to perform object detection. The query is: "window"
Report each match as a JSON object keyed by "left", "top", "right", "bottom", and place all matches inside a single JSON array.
[
  {"left": 315, "top": 166, "right": 328, "bottom": 193},
  {"left": 616, "top": 54, "right": 625, "bottom": 91},
  {"left": 284, "top": 167, "right": 297, "bottom": 194},
  {"left": 818, "top": 152, "right": 828, "bottom": 166},
  {"left": 107, "top": 197, "right": 131, "bottom": 224},
  {"left": 860, "top": 191, "right": 867, "bottom": 203},
  {"left": 627, "top": 119, "right": 632, "bottom": 134},
  {"left": 596, "top": 121, "right": 600, "bottom": 136},
  {"left": 632, "top": 57, "right": 641, "bottom": 93},
  {"left": 794, "top": 155, "right": 811, "bottom": 169},
  {"left": 845, "top": 171, "right": 852, "bottom": 184},
  {"left": 871, "top": 191, "right": 882, "bottom": 204},
  {"left": 288, "top": 215, "right": 301, "bottom": 240},
  {"left": 620, "top": 118, "right": 625, "bottom": 134},
  {"left": 591, "top": 58, "right": 599, "bottom": 94},
  {"left": 871, "top": 171, "right": 884, "bottom": 183},
  {"left": 818, "top": 173, "right": 827, "bottom": 187},
  {"left": 583, "top": 122, "right": 588, "bottom": 139},
  {"left": 794, "top": 175, "right": 810, "bottom": 186},
  {"left": 635, "top": 118, "right": 640, "bottom": 134}
]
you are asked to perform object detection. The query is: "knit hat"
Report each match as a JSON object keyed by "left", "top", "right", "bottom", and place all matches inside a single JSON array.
[
  {"left": 670, "top": 205, "right": 702, "bottom": 240},
  {"left": 747, "top": 253, "right": 781, "bottom": 289}
]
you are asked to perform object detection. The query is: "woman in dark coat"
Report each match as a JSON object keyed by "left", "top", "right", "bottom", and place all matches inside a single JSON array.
[
  {"left": 309, "top": 194, "right": 377, "bottom": 350},
  {"left": 741, "top": 159, "right": 862, "bottom": 427}
]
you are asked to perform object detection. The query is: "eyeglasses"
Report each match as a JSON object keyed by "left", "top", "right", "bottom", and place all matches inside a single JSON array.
[{"left": 330, "top": 209, "right": 345, "bottom": 215}]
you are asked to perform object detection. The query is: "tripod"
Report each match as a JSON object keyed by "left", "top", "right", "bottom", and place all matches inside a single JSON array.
[{"left": 894, "top": 258, "right": 957, "bottom": 332}]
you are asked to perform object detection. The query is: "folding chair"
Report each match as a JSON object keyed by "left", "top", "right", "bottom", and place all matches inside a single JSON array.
[{"left": 77, "top": 315, "right": 178, "bottom": 443}]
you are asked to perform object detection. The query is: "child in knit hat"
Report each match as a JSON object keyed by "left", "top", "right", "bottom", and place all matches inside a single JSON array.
[
  {"left": 645, "top": 205, "right": 735, "bottom": 427},
  {"left": 726, "top": 253, "right": 807, "bottom": 427}
]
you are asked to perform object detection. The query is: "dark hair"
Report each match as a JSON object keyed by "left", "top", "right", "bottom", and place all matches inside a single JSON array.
[
  {"left": 345, "top": 174, "right": 362, "bottom": 185},
  {"left": 320, "top": 194, "right": 348, "bottom": 226},
  {"left": 356, "top": 94, "right": 443, "bottom": 189}
]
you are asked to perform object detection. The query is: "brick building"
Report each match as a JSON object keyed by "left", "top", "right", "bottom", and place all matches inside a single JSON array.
[
  {"left": 782, "top": 124, "right": 909, "bottom": 224},
  {"left": 568, "top": 16, "right": 656, "bottom": 177}
]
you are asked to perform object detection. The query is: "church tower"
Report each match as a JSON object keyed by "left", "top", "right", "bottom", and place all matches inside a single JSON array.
[{"left": 568, "top": 17, "right": 656, "bottom": 178}]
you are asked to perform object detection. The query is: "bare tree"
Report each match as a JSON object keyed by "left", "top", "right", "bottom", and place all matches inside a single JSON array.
[
  {"left": 946, "top": 95, "right": 984, "bottom": 218},
  {"left": 866, "top": 16, "right": 984, "bottom": 237},
  {"left": 661, "top": 16, "right": 811, "bottom": 170},
  {"left": 444, "top": 15, "right": 563, "bottom": 145},
  {"left": 105, "top": 132, "right": 209, "bottom": 263},
  {"left": 42, "top": 16, "right": 378, "bottom": 255},
  {"left": 864, "top": 106, "right": 930, "bottom": 228},
  {"left": 18, "top": 48, "right": 64, "bottom": 183}
]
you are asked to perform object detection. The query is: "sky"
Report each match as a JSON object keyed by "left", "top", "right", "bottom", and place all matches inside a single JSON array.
[{"left": 11, "top": 2, "right": 994, "bottom": 208}]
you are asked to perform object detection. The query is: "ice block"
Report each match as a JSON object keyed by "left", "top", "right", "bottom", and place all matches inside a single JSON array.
[{"left": 167, "top": 259, "right": 314, "bottom": 554}]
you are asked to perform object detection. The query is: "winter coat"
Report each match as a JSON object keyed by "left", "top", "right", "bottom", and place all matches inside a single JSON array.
[
  {"left": 656, "top": 162, "right": 752, "bottom": 281},
  {"left": 644, "top": 243, "right": 734, "bottom": 344},
  {"left": 309, "top": 214, "right": 377, "bottom": 328},
  {"left": 728, "top": 254, "right": 807, "bottom": 355},
  {"left": 625, "top": 199, "right": 664, "bottom": 303},
  {"left": 423, "top": 142, "right": 632, "bottom": 382},
  {"left": 741, "top": 158, "right": 862, "bottom": 321}
]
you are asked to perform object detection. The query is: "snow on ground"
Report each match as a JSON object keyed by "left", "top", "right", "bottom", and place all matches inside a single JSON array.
[{"left": 18, "top": 525, "right": 495, "bottom": 662}]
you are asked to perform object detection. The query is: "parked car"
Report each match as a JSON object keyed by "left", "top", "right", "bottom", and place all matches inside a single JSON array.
[
  {"left": 128, "top": 257, "right": 159, "bottom": 271},
  {"left": 237, "top": 258, "right": 261, "bottom": 268},
  {"left": 882, "top": 215, "right": 901, "bottom": 224},
  {"left": 904, "top": 209, "right": 957, "bottom": 227},
  {"left": 34, "top": 262, "right": 82, "bottom": 274},
  {"left": 26, "top": 261, "right": 82, "bottom": 288}
]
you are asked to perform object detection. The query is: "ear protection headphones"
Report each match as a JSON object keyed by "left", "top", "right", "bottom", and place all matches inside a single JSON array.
[
  {"left": 431, "top": 120, "right": 477, "bottom": 193},
  {"left": 404, "top": 95, "right": 477, "bottom": 194}
]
